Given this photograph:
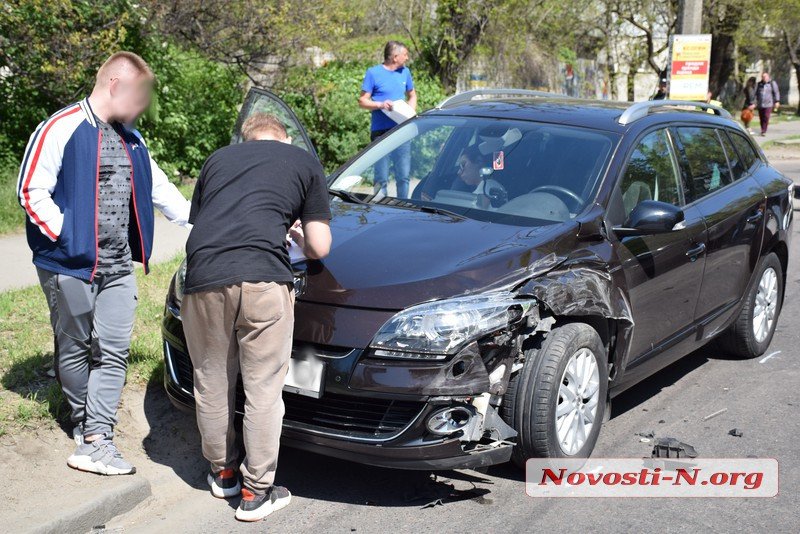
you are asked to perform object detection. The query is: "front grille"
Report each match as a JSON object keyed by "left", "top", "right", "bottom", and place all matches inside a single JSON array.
[{"left": 166, "top": 342, "right": 425, "bottom": 440}]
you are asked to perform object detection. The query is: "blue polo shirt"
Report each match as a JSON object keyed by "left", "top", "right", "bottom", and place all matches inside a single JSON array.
[{"left": 361, "top": 64, "right": 414, "bottom": 131}]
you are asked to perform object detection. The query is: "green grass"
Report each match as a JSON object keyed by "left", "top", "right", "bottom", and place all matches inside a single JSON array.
[
  {"left": 762, "top": 134, "right": 800, "bottom": 151},
  {"left": 0, "top": 255, "right": 183, "bottom": 435},
  {"left": 0, "top": 163, "right": 24, "bottom": 235}
]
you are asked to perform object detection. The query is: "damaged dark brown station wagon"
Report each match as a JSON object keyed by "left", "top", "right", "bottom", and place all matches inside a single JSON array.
[{"left": 163, "top": 88, "right": 792, "bottom": 469}]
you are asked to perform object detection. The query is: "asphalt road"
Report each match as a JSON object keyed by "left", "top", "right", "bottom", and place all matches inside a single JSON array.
[{"left": 109, "top": 204, "right": 800, "bottom": 532}]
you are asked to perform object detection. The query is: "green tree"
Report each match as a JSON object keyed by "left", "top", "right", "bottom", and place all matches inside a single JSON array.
[
  {"left": 0, "top": 0, "right": 140, "bottom": 155},
  {"left": 276, "top": 60, "right": 445, "bottom": 172},
  {"left": 768, "top": 0, "right": 800, "bottom": 115},
  {"left": 138, "top": 42, "right": 245, "bottom": 178}
]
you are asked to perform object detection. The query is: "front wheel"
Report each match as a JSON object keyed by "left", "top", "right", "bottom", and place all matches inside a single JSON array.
[
  {"left": 719, "top": 252, "right": 783, "bottom": 359},
  {"left": 503, "top": 322, "right": 608, "bottom": 467}
]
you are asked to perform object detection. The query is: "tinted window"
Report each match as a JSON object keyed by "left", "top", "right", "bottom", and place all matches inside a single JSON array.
[
  {"left": 676, "top": 127, "right": 733, "bottom": 200},
  {"left": 719, "top": 131, "right": 746, "bottom": 181},
  {"left": 620, "top": 129, "right": 682, "bottom": 216},
  {"left": 728, "top": 131, "right": 759, "bottom": 173}
]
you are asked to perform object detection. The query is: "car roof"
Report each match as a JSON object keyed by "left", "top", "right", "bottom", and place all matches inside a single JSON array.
[{"left": 424, "top": 94, "right": 739, "bottom": 135}]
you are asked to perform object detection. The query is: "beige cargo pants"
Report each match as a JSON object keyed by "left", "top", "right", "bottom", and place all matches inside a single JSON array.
[{"left": 182, "top": 281, "right": 295, "bottom": 494}]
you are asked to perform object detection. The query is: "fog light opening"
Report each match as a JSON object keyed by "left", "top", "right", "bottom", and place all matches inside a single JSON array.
[{"left": 426, "top": 406, "right": 475, "bottom": 435}]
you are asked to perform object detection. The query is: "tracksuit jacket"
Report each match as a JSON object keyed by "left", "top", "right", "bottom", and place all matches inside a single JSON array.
[{"left": 17, "top": 97, "right": 190, "bottom": 281}]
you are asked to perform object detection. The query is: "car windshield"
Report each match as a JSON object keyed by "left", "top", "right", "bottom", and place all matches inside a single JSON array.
[{"left": 329, "top": 116, "right": 618, "bottom": 226}]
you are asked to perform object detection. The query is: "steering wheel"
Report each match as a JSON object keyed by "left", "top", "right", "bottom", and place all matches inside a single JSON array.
[
  {"left": 529, "top": 185, "right": 584, "bottom": 212},
  {"left": 480, "top": 179, "right": 509, "bottom": 208}
]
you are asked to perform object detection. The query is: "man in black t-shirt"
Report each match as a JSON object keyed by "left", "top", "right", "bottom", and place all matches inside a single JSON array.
[{"left": 182, "top": 113, "right": 331, "bottom": 522}]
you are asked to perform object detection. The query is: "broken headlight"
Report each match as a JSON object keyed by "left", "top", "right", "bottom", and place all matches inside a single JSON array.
[{"left": 369, "top": 292, "right": 536, "bottom": 360}]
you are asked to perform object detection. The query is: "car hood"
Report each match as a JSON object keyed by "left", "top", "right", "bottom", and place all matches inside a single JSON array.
[{"left": 295, "top": 202, "right": 572, "bottom": 310}]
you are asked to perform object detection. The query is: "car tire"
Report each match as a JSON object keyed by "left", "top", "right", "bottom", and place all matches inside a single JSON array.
[
  {"left": 719, "top": 252, "right": 783, "bottom": 359},
  {"left": 503, "top": 322, "right": 608, "bottom": 467}
]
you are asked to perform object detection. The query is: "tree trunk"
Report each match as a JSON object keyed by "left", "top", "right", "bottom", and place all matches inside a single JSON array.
[{"left": 795, "top": 63, "right": 800, "bottom": 116}]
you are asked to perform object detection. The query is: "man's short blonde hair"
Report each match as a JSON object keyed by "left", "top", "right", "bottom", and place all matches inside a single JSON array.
[
  {"left": 241, "top": 113, "right": 288, "bottom": 142},
  {"left": 96, "top": 51, "right": 154, "bottom": 83}
]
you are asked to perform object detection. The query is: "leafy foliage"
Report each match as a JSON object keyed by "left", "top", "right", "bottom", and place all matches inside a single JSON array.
[
  {"left": 0, "top": 1, "right": 245, "bottom": 182},
  {"left": 0, "top": 0, "right": 140, "bottom": 155},
  {"left": 137, "top": 42, "right": 245, "bottom": 178},
  {"left": 276, "top": 60, "right": 446, "bottom": 173}
]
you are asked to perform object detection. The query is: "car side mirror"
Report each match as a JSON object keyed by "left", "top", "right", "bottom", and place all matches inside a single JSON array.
[{"left": 612, "top": 200, "right": 684, "bottom": 237}]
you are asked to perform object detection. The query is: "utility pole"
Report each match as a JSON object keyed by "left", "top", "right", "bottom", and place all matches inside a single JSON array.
[{"left": 677, "top": 0, "right": 703, "bottom": 34}]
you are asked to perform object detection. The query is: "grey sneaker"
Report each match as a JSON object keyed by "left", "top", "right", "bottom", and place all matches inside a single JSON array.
[
  {"left": 235, "top": 486, "right": 291, "bottom": 522},
  {"left": 67, "top": 434, "right": 136, "bottom": 475},
  {"left": 208, "top": 468, "right": 241, "bottom": 499},
  {"left": 72, "top": 423, "right": 84, "bottom": 446}
]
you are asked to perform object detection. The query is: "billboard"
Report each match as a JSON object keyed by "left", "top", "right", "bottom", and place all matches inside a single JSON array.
[{"left": 668, "top": 34, "right": 712, "bottom": 101}]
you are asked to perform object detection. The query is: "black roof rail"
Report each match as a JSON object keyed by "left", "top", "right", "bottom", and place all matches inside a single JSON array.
[
  {"left": 436, "top": 88, "right": 568, "bottom": 109},
  {"left": 618, "top": 100, "right": 732, "bottom": 125}
]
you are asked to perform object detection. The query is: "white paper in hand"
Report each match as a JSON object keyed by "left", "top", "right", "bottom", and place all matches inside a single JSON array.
[{"left": 381, "top": 100, "right": 417, "bottom": 125}]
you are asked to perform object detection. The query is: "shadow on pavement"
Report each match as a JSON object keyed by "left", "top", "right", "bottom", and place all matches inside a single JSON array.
[
  {"left": 139, "top": 338, "right": 750, "bottom": 506},
  {"left": 140, "top": 381, "right": 496, "bottom": 508}
]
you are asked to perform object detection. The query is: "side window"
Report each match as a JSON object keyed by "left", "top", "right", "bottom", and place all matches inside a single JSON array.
[
  {"left": 718, "top": 131, "right": 746, "bottom": 181},
  {"left": 727, "top": 131, "right": 760, "bottom": 174},
  {"left": 619, "top": 129, "right": 683, "bottom": 217},
  {"left": 676, "top": 127, "right": 733, "bottom": 200}
]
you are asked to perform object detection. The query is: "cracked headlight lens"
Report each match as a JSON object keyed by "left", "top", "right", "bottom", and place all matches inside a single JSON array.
[{"left": 369, "top": 292, "right": 536, "bottom": 359}]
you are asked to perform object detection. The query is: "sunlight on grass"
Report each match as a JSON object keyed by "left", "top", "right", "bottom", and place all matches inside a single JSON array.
[{"left": 0, "top": 255, "right": 183, "bottom": 434}]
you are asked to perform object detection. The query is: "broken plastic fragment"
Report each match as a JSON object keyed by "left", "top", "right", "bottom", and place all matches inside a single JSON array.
[{"left": 651, "top": 437, "right": 698, "bottom": 459}]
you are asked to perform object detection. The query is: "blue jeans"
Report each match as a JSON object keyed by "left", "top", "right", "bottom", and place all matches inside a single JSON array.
[{"left": 371, "top": 128, "right": 410, "bottom": 198}]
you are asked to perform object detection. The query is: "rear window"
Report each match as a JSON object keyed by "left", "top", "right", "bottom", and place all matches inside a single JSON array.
[
  {"left": 727, "top": 131, "right": 760, "bottom": 174},
  {"left": 676, "top": 127, "right": 733, "bottom": 201},
  {"left": 719, "top": 130, "right": 747, "bottom": 181}
]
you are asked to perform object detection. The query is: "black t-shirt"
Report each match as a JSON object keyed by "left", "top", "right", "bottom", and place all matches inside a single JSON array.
[{"left": 185, "top": 140, "right": 331, "bottom": 293}]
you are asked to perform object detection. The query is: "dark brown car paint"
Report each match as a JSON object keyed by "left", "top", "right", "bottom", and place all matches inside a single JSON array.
[{"left": 163, "top": 95, "right": 792, "bottom": 469}]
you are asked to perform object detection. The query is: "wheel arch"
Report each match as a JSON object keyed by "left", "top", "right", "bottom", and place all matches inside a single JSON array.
[{"left": 769, "top": 239, "right": 789, "bottom": 301}]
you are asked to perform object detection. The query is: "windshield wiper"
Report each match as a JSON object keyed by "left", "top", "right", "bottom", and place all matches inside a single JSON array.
[
  {"left": 416, "top": 204, "right": 467, "bottom": 220},
  {"left": 328, "top": 188, "right": 366, "bottom": 204},
  {"left": 373, "top": 197, "right": 467, "bottom": 220}
]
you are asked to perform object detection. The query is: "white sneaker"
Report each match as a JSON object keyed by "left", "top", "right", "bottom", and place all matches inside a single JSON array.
[{"left": 235, "top": 486, "right": 291, "bottom": 522}]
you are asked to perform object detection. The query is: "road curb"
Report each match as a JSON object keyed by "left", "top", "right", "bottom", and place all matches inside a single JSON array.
[{"left": 31, "top": 476, "right": 151, "bottom": 534}]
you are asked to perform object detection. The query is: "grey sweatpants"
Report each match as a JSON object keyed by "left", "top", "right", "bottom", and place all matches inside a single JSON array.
[{"left": 36, "top": 268, "right": 137, "bottom": 437}]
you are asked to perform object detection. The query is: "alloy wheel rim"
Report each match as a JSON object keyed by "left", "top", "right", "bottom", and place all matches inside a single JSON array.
[
  {"left": 555, "top": 347, "right": 600, "bottom": 455},
  {"left": 753, "top": 267, "right": 778, "bottom": 343}
]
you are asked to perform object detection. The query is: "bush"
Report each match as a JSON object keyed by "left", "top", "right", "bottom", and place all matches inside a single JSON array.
[
  {"left": 276, "top": 60, "right": 446, "bottom": 173},
  {"left": 137, "top": 42, "right": 246, "bottom": 179}
]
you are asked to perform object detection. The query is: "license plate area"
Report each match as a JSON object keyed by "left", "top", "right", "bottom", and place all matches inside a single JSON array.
[{"left": 283, "top": 358, "right": 325, "bottom": 399}]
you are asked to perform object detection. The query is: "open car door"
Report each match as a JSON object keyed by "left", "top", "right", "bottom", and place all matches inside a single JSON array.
[{"left": 231, "top": 87, "right": 318, "bottom": 161}]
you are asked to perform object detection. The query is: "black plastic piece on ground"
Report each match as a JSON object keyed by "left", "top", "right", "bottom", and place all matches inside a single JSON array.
[{"left": 651, "top": 437, "right": 698, "bottom": 458}]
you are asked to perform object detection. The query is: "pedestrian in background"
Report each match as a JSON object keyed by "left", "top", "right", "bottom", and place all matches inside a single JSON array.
[
  {"left": 358, "top": 40, "right": 417, "bottom": 198},
  {"left": 756, "top": 71, "right": 780, "bottom": 136},
  {"left": 182, "top": 113, "right": 331, "bottom": 522},
  {"left": 18, "top": 52, "right": 191, "bottom": 475},
  {"left": 651, "top": 78, "right": 668, "bottom": 100},
  {"left": 741, "top": 76, "right": 757, "bottom": 133}
]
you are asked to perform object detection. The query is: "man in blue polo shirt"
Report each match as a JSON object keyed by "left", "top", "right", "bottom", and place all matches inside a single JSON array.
[{"left": 358, "top": 41, "right": 417, "bottom": 198}]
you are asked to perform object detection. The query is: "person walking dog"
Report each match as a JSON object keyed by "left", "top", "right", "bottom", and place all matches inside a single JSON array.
[
  {"left": 17, "top": 51, "right": 191, "bottom": 475},
  {"left": 182, "top": 113, "right": 331, "bottom": 522}
]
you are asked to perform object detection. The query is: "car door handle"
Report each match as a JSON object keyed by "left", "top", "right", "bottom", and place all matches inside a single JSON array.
[
  {"left": 685, "top": 242, "right": 706, "bottom": 258},
  {"left": 746, "top": 210, "right": 763, "bottom": 224}
]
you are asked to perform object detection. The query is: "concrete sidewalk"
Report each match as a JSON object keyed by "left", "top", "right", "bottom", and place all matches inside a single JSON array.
[
  {"left": 0, "top": 214, "right": 189, "bottom": 292},
  {"left": 757, "top": 116, "right": 800, "bottom": 185}
]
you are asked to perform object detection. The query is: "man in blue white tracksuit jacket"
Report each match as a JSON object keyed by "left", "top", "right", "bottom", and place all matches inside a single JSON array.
[{"left": 17, "top": 52, "right": 190, "bottom": 475}]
